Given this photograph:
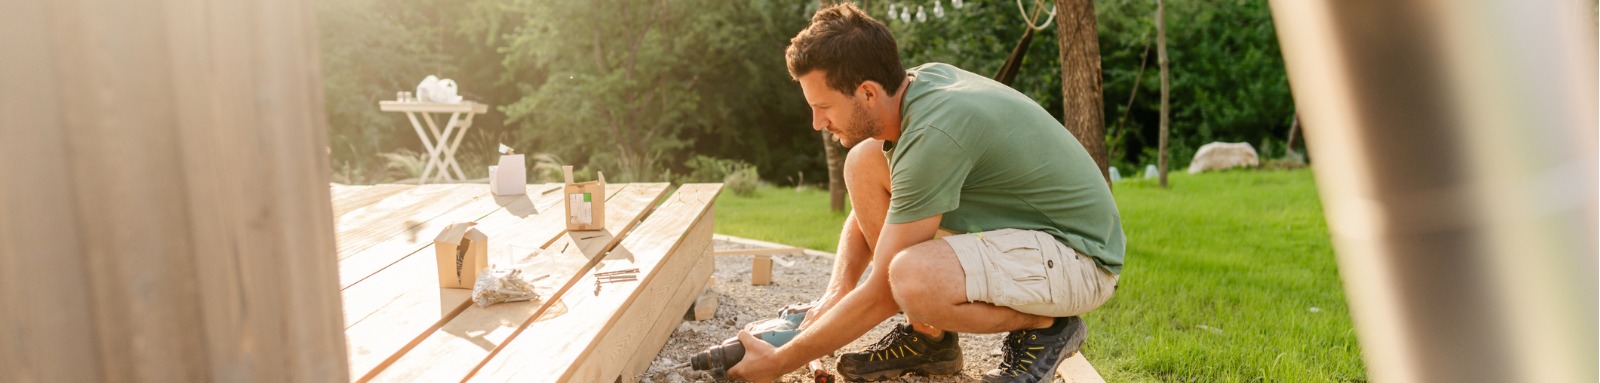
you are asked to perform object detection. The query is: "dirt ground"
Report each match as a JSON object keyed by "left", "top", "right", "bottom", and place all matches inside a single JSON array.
[{"left": 637, "top": 240, "right": 1020, "bottom": 383}]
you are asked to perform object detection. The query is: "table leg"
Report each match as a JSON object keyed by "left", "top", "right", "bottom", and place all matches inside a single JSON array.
[
  {"left": 420, "top": 111, "right": 459, "bottom": 182},
  {"left": 405, "top": 111, "right": 441, "bottom": 184},
  {"left": 442, "top": 111, "right": 474, "bottom": 181}
]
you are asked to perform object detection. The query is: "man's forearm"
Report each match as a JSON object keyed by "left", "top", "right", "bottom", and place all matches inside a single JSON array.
[
  {"left": 825, "top": 223, "right": 873, "bottom": 296},
  {"left": 775, "top": 273, "right": 901, "bottom": 371}
]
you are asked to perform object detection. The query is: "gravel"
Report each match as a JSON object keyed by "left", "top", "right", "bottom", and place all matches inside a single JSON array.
[{"left": 636, "top": 240, "right": 1014, "bottom": 383}]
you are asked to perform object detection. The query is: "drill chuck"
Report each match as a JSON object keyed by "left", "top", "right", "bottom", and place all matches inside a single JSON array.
[{"left": 688, "top": 336, "right": 746, "bottom": 378}]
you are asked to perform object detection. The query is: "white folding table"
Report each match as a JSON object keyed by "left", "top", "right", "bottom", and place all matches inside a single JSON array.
[{"left": 378, "top": 101, "right": 489, "bottom": 184}]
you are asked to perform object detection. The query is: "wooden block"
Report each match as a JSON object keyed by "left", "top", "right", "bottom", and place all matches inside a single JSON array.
[
  {"left": 467, "top": 184, "right": 722, "bottom": 383},
  {"left": 688, "top": 275, "right": 718, "bottom": 321},
  {"left": 340, "top": 184, "right": 632, "bottom": 381},
  {"left": 1057, "top": 353, "right": 1107, "bottom": 383},
  {"left": 752, "top": 255, "right": 773, "bottom": 285},
  {"left": 361, "top": 184, "right": 669, "bottom": 383}
]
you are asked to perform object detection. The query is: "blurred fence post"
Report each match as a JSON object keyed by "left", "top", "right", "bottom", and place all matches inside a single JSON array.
[
  {"left": 0, "top": 0, "right": 348, "bottom": 381},
  {"left": 1267, "top": 0, "right": 1597, "bottom": 382}
]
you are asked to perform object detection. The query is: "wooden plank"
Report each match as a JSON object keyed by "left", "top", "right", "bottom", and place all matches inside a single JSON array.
[
  {"left": 1058, "top": 353, "right": 1107, "bottom": 383},
  {"left": 364, "top": 183, "right": 670, "bottom": 382},
  {"left": 713, "top": 233, "right": 836, "bottom": 258},
  {"left": 621, "top": 246, "right": 716, "bottom": 382},
  {"left": 337, "top": 184, "right": 561, "bottom": 289},
  {"left": 332, "top": 184, "right": 413, "bottom": 217},
  {"left": 714, "top": 247, "right": 806, "bottom": 256},
  {"left": 468, "top": 184, "right": 722, "bottom": 382},
  {"left": 339, "top": 184, "right": 630, "bottom": 381},
  {"left": 333, "top": 184, "right": 487, "bottom": 258}
]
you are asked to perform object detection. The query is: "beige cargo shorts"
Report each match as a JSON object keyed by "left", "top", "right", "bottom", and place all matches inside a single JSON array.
[{"left": 943, "top": 228, "right": 1118, "bottom": 318}]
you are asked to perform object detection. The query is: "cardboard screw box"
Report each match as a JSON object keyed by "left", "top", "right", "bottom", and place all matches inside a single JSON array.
[
  {"left": 434, "top": 222, "right": 488, "bottom": 289},
  {"left": 562, "top": 166, "right": 606, "bottom": 231}
]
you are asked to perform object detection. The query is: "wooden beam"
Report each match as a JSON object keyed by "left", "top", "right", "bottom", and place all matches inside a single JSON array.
[
  {"left": 358, "top": 184, "right": 669, "bottom": 382},
  {"left": 467, "top": 184, "right": 723, "bottom": 382},
  {"left": 339, "top": 184, "right": 634, "bottom": 381}
]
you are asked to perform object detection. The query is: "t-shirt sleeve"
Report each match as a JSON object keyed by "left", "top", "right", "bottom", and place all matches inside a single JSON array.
[{"left": 886, "top": 127, "right": 974, "bottom": 224}]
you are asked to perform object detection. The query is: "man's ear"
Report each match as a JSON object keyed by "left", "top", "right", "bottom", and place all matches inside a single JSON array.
[{"left": 857, "top": 80, "right": 883, "bottom": 103}]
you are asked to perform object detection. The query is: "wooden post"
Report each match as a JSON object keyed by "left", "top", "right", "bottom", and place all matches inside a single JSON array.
[
  {"left": 1156, "top": 0, "right": 1171, "bottom": 188},
  {"left": 0, "top": 0, "right": 348, "bottom": 381}
]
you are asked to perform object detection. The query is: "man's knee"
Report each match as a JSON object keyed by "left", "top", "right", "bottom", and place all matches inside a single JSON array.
[
  {"left": 844, "top": 139, "right": 888, "bottom": 189},
  {"left": 887, "top": 242, "right": 947, "bottom": 317}
]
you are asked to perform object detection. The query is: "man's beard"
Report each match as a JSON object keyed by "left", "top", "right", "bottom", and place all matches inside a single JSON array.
[{"left": 832, "top": 100, "right": 881, "bottom": 148}]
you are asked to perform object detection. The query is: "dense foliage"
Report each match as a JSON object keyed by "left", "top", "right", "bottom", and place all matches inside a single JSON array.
[{"left": 316, "top": 0, "right": 1292, "bottom": 184}]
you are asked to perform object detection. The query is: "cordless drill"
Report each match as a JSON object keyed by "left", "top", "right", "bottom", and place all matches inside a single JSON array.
[{"left": 684, "top": 302, "right": 834, "bottom": 382}]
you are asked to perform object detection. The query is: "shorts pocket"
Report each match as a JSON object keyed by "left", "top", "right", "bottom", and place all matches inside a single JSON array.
[{"left": 981, "top": 230, "right": 1056, "bottom": 307}]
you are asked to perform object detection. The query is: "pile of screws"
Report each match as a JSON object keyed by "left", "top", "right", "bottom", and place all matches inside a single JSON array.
[{"left": 593, "top": 268, "right": 639, "bottom": 295}]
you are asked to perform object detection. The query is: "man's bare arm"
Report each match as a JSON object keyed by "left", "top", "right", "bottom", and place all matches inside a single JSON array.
[{"left": 728, "top": 214, "right": 943, "bottom": 381}]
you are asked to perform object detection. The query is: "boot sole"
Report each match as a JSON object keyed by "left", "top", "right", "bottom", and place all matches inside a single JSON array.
[{"left": 841, "top": 358, "right": 964, "bottom": 382}]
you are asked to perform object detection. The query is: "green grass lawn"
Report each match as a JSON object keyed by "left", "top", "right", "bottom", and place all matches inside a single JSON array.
[{"left": 714, "top": 169, "right": 1366, "bottom": 382}]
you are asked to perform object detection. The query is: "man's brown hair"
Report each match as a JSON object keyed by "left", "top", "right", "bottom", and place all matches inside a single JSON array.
[{"left": 786, "top": 3, "right": 905, "bottom": 97}]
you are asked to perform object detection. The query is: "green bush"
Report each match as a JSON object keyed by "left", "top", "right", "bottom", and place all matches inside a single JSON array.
[{"left": 725, "top": 166, "right": 760, "bottom": 196}]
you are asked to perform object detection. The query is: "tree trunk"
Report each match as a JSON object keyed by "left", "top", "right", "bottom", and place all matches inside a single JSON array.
[
  {"left": 823, "top": 131, "right": 847, "bottom": 212},
  {"left": 1055, "top": 0, "right": 1110, "bottom": 184},
  {"left": 1157, "top": 0, "right": 1171, "bottom": 188},
  {"left": 1286, "top": 113, "right": 1300, "bottom": 156},
  {"left": 819, "top": 0, "right": 848, "bottom": 213}
]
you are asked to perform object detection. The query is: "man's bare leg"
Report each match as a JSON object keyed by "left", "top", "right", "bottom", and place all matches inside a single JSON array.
[
  {"left": 888, "top": 240, "right": 1054, "bottom": 333},
  {"left": 836, "top": 139, "right": 949, "bottom": 339}
]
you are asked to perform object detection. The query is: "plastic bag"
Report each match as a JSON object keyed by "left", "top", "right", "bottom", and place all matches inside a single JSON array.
[{"left": 471, "top": 266, "right": 540, "bottom": 308}]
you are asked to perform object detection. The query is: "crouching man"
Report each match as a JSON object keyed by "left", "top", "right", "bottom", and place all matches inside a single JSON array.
[{"left": 728, "top": 3, "right": 1125, "bottom": 383}]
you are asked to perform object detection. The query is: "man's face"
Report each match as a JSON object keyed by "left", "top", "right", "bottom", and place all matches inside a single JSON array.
[{"left": 798, "top": 71, "right": 880, "bottom": 148}]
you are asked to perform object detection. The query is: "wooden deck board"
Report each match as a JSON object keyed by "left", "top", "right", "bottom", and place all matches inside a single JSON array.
[
  {"left": 468, "top": 184, "right": 722, "bottom": 382},
  {"left": 365, "top": 183, "right": 670, "bottom": 382},
  {"left": 333, "top": 184, "right": 486, "bottom": 258},
  {"left": 331, "top": 184, "right": 413, "bottom": 217},
  {"left": 339, "top": 184, "right": 626, "bottom": 381},
  {"left": 337, "top": 184, "right": 560, "bottom": 290}
]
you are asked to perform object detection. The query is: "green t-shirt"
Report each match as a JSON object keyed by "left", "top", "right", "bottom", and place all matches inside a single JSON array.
[{"left": 885, "top": 63, "right": 1125, "bottom": 274}]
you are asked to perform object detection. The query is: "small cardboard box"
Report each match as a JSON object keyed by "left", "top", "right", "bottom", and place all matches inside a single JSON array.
[
  {"left": 435, "top": 222, "right": 488, "bottom": 289},
  {"left": 563, "top": 166, "right": 606, "bottom": 231},
  {"left": 489, "top": 154, "right": 526, "bottom": 196}
]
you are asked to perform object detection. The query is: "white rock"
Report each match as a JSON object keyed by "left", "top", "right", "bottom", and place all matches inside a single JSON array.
[
  {"left": 1109, "top": 166, "right": 1122, "bottom": 182},
  {"left": 1187, "top": 142, "right": 1260, "bottom": 174},
  {"left": 1144, "top": 164, "right": 1159, "bottom": 179}
]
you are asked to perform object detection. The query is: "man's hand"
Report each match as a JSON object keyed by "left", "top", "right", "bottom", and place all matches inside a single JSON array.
[
  {"left": 726, "top": 330, "right": 786, "bottom": 383},
  {"left": 799, "top": 293, "right": 842, "bottom": 331}
]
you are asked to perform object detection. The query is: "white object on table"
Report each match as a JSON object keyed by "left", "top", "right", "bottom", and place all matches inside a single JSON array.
[
  {"left": 378, "top": 101, "right": 489, "bottom": 184},
  {"left": 489, "top": 154, "right": 526, "bottom": 195}
]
